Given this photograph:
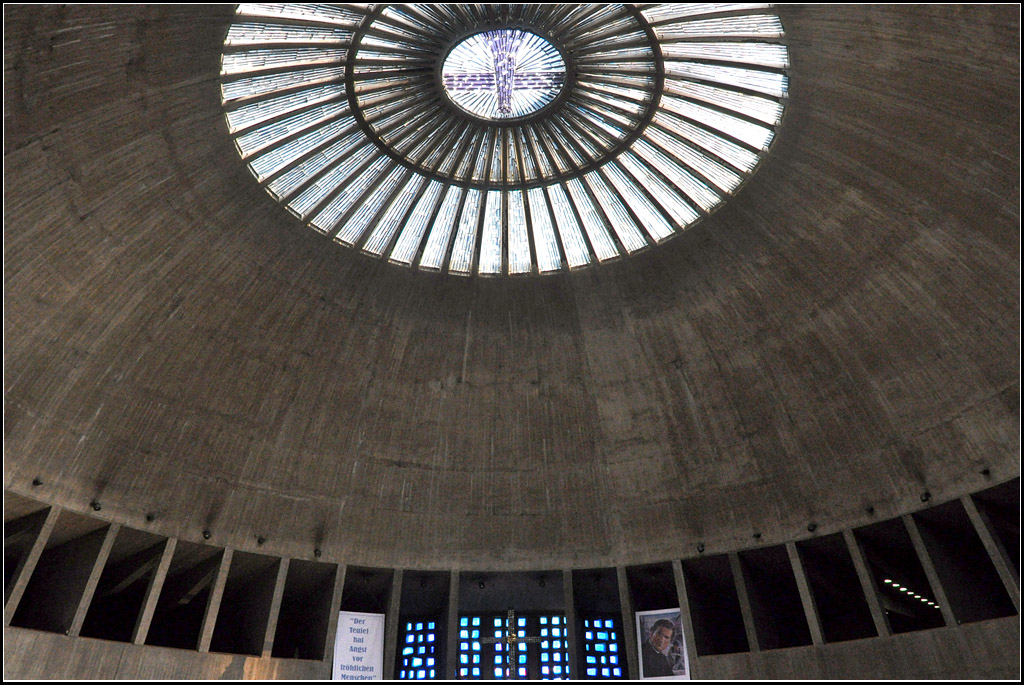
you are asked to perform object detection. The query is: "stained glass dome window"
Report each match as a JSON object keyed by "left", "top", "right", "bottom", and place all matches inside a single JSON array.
[{"left": 221, "top": 4, "right": 790, "bottom": 276}]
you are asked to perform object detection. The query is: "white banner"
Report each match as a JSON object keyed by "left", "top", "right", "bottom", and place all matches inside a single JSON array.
[{"left": 333, "top": 611, "right": 385, "bottom": 680}]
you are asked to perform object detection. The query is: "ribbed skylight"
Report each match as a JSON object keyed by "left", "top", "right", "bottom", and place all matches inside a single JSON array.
[{"left": 221, "top": 4, "right": 790, "bottom": 276}]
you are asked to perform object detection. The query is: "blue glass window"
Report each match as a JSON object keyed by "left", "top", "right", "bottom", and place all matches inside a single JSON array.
[
  {"left": 581, "top": 616, "right": 624, "bottom": 679},
  {"left": 399, "top": 619, "right": 439, "bottom": 680}
]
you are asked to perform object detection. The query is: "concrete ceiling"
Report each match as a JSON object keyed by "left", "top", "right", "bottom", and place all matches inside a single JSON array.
[{"left": 4, "top": 4, "right": 1019, "bottom": 571}]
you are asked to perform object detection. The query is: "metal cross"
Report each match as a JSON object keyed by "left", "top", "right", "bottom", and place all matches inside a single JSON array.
[{"left": 479, "top": 608, "right": 545, "bottom": 680}]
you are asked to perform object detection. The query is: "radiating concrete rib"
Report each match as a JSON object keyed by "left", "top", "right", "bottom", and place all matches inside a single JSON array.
[
  {"left": 843, "top": 529, "right": 890, "bottom": 637},
  {"left": 383, "top": 569, "right": 403, "bottom": 679},
  {"left": 729, "top": 552, "right": 760, "bottom": 652},
  {"left": 561, "top": 569, "right": 579, "bottom": 676},
  {"left": 132, "top": 538, "right": 177, "bottom": 645},
  {"left": 262, "top": 558, "right": 290, "bottom": 657},
  {"left": 4, "top": 505, "right": 61, "bottom": 625},
  {"left": 197, "top": 549, "right": 233, "bottom": 652},
  {"left": 616, "top": 566, "right": 639, "bottom": 679},
  {"left": 445, "top": 570, "right": 460, "bottom": 680},
  {"left": 787, "top": 541, "right": 825, "bottom": 645},
  {"left": 68, "top": 524, "right": 121, "bottom": 637},
  {"left": 962, "top": 495, "right": 1020, "bottom": 611},
  {"left": 323, "top": 564, "right": 347, "bottom": 669},
  {"left": 902, "top": 514, "right": 956, "bottom": 627},
  {"left": 671, "top": 559, "right": 700, "bottom": 677}
]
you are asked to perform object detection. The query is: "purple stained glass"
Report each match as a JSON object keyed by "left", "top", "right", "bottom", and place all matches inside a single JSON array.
[{"left": 442, "top": 29, "right": 565, "bottom": 119}]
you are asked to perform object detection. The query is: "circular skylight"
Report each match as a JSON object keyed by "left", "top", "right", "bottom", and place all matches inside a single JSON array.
[
  {"left": 442, "top": 30, "right": 566, "bottom": 120},
  {"left": 221, "top": 4, "right": 790, "bottom": 276}
]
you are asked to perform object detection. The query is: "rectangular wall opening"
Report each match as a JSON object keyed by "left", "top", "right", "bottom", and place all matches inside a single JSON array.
[
  {"left": 396, "top": 570, "right": 450, "bottom": 680},
  {"left": 572, "top": 567, "right": 625, "bottom": 680},
  {"left": 912, "top": 499, "right": 1017, "bottom": 624},
  {"left": 853, "top": 519, "right": 945, "bottom": 634},
  {"left": 737, "top": 545, "right": 812, "bottom": 649},
  {"left": 272, "top": 559, "right": 338, "bottom": 660},
  {"left": 971, "top": 478, "right": 1020, "bottom": 578},
  {"left": 9, "top": 509, "right": 110, "bottom": 634},
  {"left": 210, "top": 550, "right": 281, "bottom": 656},
  {"left": 145, "top": 541, "right": 224, "bottom": 650},
  {"left": 340, "top": 566, "right": 394, "bottom": 615},
  {"left": 79, "top": 528, "right": 168, "bottom": 642},
  {"left": 680, "top": 555, "right": 748, "bottom": 656},
  {"left": 4, "top": 496, "right": 52, "bottom": 604},
  {"left": 795, "top": 533, "right": 877, "bottom": 643}
]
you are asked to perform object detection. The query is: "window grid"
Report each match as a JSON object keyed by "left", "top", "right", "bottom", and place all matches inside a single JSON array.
[
  {"left": 398, "top": 620, "right": 439, "bottom": 680},
  {"left": 581, "top": 617, "right": 624, "bottom": 679},
  {"left": 457, "top": 614, "right": 570, "bottom": 680}
]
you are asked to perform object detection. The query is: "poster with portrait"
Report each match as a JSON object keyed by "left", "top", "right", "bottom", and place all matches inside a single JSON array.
[{"left": 636, "top": 608, "right": 689, "bottom": 680}]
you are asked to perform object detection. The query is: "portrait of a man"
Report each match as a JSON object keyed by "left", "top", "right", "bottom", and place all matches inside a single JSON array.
[{"left": 636, "top": 609, "right": 689, "bottom": 680}]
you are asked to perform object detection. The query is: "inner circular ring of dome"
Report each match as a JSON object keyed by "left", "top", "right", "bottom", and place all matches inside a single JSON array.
[{"left": 441, "top": 29, "right": 566, "bottom": 121}]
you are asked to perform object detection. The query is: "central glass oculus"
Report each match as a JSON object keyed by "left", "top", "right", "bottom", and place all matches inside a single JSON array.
[{"left": 442, "top": 29, "right": 566, "bottom": 120}]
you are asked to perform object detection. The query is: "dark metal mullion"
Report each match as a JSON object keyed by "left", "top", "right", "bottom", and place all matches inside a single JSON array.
[
  {"left": 429, "top": 125, "right": 478, "bottom": 176},
  {"left": 221, "top": 40, "right": 351, "bottom": 55},
  {"left": 228, "top": 91, "right": 348, "bottom": 138},
  {"left": 354, "top": 40, "right": 436, "bottom": 60},
  {"left": 349, "top": 68, "right": 433, "bottom": 83},
  {"left": 501, "top": 129, "right": 510, "bottom": 277},
  {"left": 220, "top": 60, "right": 344, "bottom": 86},
  {"left": 398, "top": 4, "right": 456, "bottom": 36},
  {"left": 575, "top": 65, "right": 657, "bottom": 79},
  {"left": 646, "top": 5, "right": 786, "bottom": 28},
  {"left": 369, "top": 6, "right": 442, "bottom": 37},
  {"left": 395, "top": 180, "right": 445, "bottom": 268},
  {"left": 353, "top": 167, "right": 416, "bottom": 252},
  {"left": 412, "top": 130, "right": 477, "bottom": 269},
  {"left": 221, "top": 76, "right": 345, "bottom": 114},
  {"left": 353, "top": 76, "right": 432, "bottom": 105},
  {"left": 360, "top": 87, "right": 435, "bottom": 129},
  {"left": 659, "top": 55, "right": 790, "bottom": 76},
  {"left": 574, "top": 81, "right": 651, "bottom": 113},
  {"left": 559, "top": 5, "right": 629, "bottom": 43},
  {"left": 229, "top": 13, "right": 365, "bottom": 32},
  {"left": 523, "top": 127, "right": 571, "bottom": 272},
  {"left": 657, "top": 33, "right": 787, "bottom": 44},
  {"left": 512, "top": 130, "right": 539, "bottom": 275},
  {"left": 560, "top": 107, "right": 621, "bottom": 153},
  {"left": 377, "top": 177, "right": 436, "bottom": 263},
  {"left": 365, "top": 98, "right": 438, "bottom": 143},
  {"left": 577, "top": 71, "right": 656, "bottom": 96},
  {"left": 438, "top": 134, "right": 485, "bottom": 274},
  {"left": 328, "top": 161, "right": 404, "bottom": 242},
  {"left": 299, "top": 149, "right": 382, "bottom": 228},
  {"left": 403, "top": 118, "right": 460, "bottom": 168},
  {"left": 572, "top": 91, "right": 644, "bottom": 128},
  {"left": 565, "top": 16, "right": 643, "bottom": 48},
  {"left": 572, "top": 34, "right": 650, "bottom": 58},
  {"left": 665, "top": 73, "right": 788, "bottom": 106},
  {"left": 359, "top": 24, "right": 442, "bottom": 51},
  {"left": 471, "top": 131, "right": 498, "bottom": 276},
  {"left": 537, "top": 4, "right": 595, "bottom": 35},
  {"left": 350, "top": 57, "right": 435, "bottom": 69},
  {"left": 576, "top": 167, "right": 631, "bottom": 261}
]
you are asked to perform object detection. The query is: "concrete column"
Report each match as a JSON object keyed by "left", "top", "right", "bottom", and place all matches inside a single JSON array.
[
  {"left": 671, "top": 559, "right": 700, "bottom": 676},
  {"left": 616, "top": 566, "right": 639, "bottom": 680},
  {"left": 962, "top": 495, "right": 1019, "bottom": 611},
  {"left": 903, "top": 514, "right": 956, "bottom": 627},
  {"left": 786, "top": 542, "right": 825, "bottom": 645},
  {"left": 4, "top": 505, "right": 61, "bottom": 624},
  {"left": 131, "top": 537, "right": 177, "bottom": 645},
  {"left": 383, "top": 569, "right": 403, "bottom": 680},
  {"left": 561, "top": 569, "right": 579, "bottom": 679},
  {"left": 68, "top": 523, "right": 120, "bottom": 637},
  {"left": 446, "top": 570, "right": 461, "bottom": 679},
  {"left": 262, "top": 557, "right": 290, "bottom": 657},
  {"left": 728, "top": 552, "right": 760, "bottom": 652},
  {"left": 323, "top": 564, "right": 347, "bottom": 668},
  {"left": 843, "top": 529, "right": 890, "bottom": 637},
  {"left": 197, "top": 548, "right": 233, "bottom": 652}
]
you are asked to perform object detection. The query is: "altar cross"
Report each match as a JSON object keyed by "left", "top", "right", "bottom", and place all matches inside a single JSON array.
[{"left": 479, "top": 608, "right": 545, "bottom": 680}]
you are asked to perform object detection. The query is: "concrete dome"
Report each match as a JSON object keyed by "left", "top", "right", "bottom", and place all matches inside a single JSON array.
[{"left": 4, "top": 4, "right": 1019, "bottom": 680}]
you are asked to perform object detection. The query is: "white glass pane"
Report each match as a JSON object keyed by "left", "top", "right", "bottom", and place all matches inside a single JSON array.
[
  {"left": 237, "top": 3, "right": 364, "bottom": 26},
  {"left": 630, "top": 139, "right": 721, "bottom": 212},
  {"left": 654, "top": 14, "right": 783, "bottom": 39},
  {"left": 363, "top": 174, "right": 426, "bottom": 255},
  {"left": 583, "top": 172, "right": 648, "bottom": 253},
  {"left": 507, "top": 191, "right": 531, "bottom": 274},
  {"left": 390, "top": 181, "right": 444, "bottom": 265},
  {"left": 448, "top": 190, "right": 482, "bottom": 275},
  {"left": 527, "top": 187, "right": 562, "bottom": 272},
  {"left": 309, "top": 157, "right": 389, "bottom": 233},
  {"left": 663, "top": 61, "right": 787, "bottom": 98},
  {"left": 565, "top": 178, "right": 619, "bottom": 261},
  {"left": 337, "top": 167, "right": 407, "bottom": 245},
  {"left": 641, "top": 3, "right": 771, "bottom": 23},
  {"left": 251, "top": 116, "right": 356, "bottom": 183},
  {"left": 226, "top": 84, "right": 344, "bottom": 133},
  {"left": 419, "top": 186, "right": 463, "bottom": 270},
  {"left": 618, "top": 151, "right": 700, "bottom": 226},
  {"left": 490, "top": 133, "right": 504, "bottom": 184},
  {"left": 221, "top": 47, "right": 347, "bottom": 76},
  {"left": 602, "top": 163, "right": 675, "bottom": 241},
  {"left": 547, "top": 184, "right": 591, "bottom": 268},
  {"left": 286, "top": 142, "right": 376, "bottom": 217},
  {"left": 225, "top": 22, "right": 352, "bottom": 46},
  {"left": 661, "top": 42, "right": 789, "bottom": 69},
  {"left": 478, "top": 191, "right": 503, "bottom": 275},
  {"left": 222, "top": 66, "right": 345, "bottom": 103}
]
